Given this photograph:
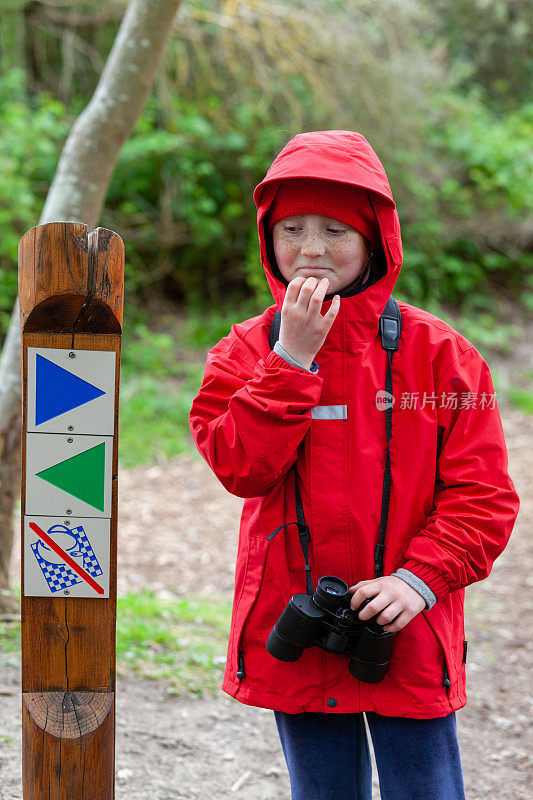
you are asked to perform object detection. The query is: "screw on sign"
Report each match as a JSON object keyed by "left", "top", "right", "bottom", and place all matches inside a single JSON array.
[{"left": 19, "top": 223, "right": 123, "bottom": 800}]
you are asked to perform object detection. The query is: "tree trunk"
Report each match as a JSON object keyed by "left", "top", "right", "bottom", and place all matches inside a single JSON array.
[
  {"left": 0, "top": 405, "right": 22, "bottom": 615},
  {"left": 0, "top": 0, "right": 183, "bottom": 612}
]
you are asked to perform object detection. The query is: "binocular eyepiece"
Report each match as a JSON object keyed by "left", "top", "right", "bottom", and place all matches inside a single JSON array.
[{"left": 266, "top": 576, "right": 396, "bottom": 683}]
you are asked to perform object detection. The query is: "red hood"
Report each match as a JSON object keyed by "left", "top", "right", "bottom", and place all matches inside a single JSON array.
[{"left": 253, "top": 130, "right": 403, "bottom": 340}]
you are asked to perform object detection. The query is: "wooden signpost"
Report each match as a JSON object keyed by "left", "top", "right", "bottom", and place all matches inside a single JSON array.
[{"left": 18, "top": 222, "right": 124, "bottom": 799}]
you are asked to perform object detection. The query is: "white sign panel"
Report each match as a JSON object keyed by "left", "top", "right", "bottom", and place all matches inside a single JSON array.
[
  {"left": 25, "top": 433, "right": 113, "bottom": 518},
  {"left": 24, "top": 516, "right": 110, "bottom": 598},
  {"left": 26, "top": 347, "right": 116, "bottom": 435}
]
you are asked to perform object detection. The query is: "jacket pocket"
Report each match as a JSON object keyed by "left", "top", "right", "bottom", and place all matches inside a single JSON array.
[
  {"left": 230, "top": 535, "right": 271, "bottom": 682},
  {"left": 422, "top": 604, "right": 458, "bottom": 693}
]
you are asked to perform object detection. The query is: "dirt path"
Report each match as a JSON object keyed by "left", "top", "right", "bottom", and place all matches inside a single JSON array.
[{"left": 1, "top": 409, "right": 531, "bottom": 799}]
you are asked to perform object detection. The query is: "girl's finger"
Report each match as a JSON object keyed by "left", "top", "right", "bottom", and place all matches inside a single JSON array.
[
  {"left": 308, "top": 278, "right": 330, "bottom": 308},
  {"left": 376, "top": 602, "right": 402, "bottom": 627},
  {"left": 382, "top": 610, "right": 413, "bottom": 633},
  {"left": 349, "top": 580, "right": 382, "bottom": 606},
  {"left": 353, "top": 592, "right": 391, "bottom": 619},
  {"left": 348, "top": 580, "right": 374, "bottom": 593},
  {"left": 283, "top": 276, "right": 307, "bottom": 305},
  {"left": 322, "top": 293, "right": 341, "bottom": 322},
  {"left": 294, "top": 276, "right": 319, "bottom": 310}
]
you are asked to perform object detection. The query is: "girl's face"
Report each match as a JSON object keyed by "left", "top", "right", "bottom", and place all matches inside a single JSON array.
[{"left": 272, "top": 214, "right": 369, "bottom": 295}]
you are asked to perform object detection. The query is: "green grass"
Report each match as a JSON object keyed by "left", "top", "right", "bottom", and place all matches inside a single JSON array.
[
  {"left": 118, "top": 318, "right": 206, "bottom": 468},
  {"left": 117, "top": 298, "right": 272, "bottom": 469},
  {"left": 0, "top": 588, "right": 232, "bottom": 698},
  {"left": 116, "top": 589, "right": 231, "bottom": 696},
  {"left": 118, "top": 367, "right": 203, "bottom": 468},
  {"left": 0, "top": 581, "right": 21, "bottom": 667},
  {"left": 0, "top": 618, "right": 21, "bottom": 669},
  {"left": 509, "top": 387, "right": 533, "bottom": 414}
]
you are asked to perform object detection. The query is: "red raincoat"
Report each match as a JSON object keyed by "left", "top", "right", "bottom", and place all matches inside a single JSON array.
[{"left": 189, "top": 131, "right": 519, "bottom": 718}]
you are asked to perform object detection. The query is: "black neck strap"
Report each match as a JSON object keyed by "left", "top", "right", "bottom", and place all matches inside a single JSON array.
[{"left": 268, "top": 297, "right": 401, "bottom": 593}]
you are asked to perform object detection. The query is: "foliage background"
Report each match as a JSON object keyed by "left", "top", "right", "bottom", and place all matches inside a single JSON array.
[{"left": 1, "top": 0, "right": 532, "bottom": 338}]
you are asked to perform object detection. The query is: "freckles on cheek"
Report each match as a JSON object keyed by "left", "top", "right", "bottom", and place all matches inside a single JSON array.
[
  {"left": 273, "top": 236, "right": 298, "bottom": 268},
  {"left": 275, "top": 233, "right": 298, "bottom": 251},
  {"left": 331, "top": 238, "right": 361, "bottom": 255}
]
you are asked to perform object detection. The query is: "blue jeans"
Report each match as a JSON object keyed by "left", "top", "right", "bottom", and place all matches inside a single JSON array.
[{"left": 274, "top": 710, "right": 466, "bottom": 800}]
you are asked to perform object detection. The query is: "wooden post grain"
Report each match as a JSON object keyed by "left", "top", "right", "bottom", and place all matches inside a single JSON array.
[{"left": 19, "top": 222, "right": 124, "bottom": 800}]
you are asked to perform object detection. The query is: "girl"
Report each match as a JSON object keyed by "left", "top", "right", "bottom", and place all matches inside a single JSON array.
[{"left": 189, "top": 130, "right": 519, "bottom": 799}]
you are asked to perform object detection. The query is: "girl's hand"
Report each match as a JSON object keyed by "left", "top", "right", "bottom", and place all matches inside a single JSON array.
[
  {"left": 278, "top": 276, "right": 340, "bottom": 369},
  {"left": 348, "top": 576, "right": 426, "bottom": 633}
]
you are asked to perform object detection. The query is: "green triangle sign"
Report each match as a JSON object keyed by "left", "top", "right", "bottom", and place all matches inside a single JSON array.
[{"left": 35, "top": 442, "right": 106, "bottom": 511}]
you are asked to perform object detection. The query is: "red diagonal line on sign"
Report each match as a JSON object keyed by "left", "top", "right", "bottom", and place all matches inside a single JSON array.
[{"left": 28, "top": 522, "right": 104, "bottom": 595}]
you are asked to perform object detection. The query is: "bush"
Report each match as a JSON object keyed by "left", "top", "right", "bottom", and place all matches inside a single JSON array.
[
  {"left": 1, "top": 16, "right": 531, "bottom": 343},
  {"left": 0, "top": 68, "right": 69, "bottom": 333}
]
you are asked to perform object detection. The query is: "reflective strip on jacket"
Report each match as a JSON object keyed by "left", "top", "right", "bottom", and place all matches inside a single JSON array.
[{"left": 189, "top": 130, "right": 520, "bottom": 718}]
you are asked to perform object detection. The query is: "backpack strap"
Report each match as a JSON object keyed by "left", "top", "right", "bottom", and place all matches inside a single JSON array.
[
  {"left": 269, "top": 308, "right": 282, "bottom": 350},
  {"left": 379, "top": 296, "right": 401, "bottom": 351},
  {"left": 267, "top": 298, "right": 402, "bottom": 588},
  {"left": 375, "top": 296, "right": 401, "bottom": 578}
]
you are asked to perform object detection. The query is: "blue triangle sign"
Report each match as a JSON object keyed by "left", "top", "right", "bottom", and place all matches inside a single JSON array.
[{"left": 35, "top": 354, "right": 106, "bottom": 425}]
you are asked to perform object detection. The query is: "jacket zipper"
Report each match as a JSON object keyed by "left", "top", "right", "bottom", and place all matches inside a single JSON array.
[
  {"left": 443, "top": 662, "right": 452, "bottom": 694},
  {"left": 235, "top": 536, "right": 276, "bottom": 682},
  {"left": 237, "top": 649, "right": 246, "bottom": 679},
  {"left": 236, "top": 517, "right": 309, "bottom": 682},
  {"left": 422, "top": 610, "right": 454, "bottom": 695}
]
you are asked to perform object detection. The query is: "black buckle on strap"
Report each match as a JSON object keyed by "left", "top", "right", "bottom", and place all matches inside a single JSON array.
[
  {"left": 298, "top": 524, "right": 310, "bottom": 542},
  {"left": 379, "top": 316, "right": 400, "bottom": 351},
  {"left": 374, "top": 542, "right": 385, "bottom": 573}
]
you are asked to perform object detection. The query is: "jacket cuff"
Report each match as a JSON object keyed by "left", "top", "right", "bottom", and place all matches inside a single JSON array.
[
  {"left": 399, "top": 560, "right": 451, "bottom": 602},
  {"left": 392, "top": 569, "right": 437, "bottom": 609},
  {"left": 273, "top": 342, "right": 319, "bottom": 373}
]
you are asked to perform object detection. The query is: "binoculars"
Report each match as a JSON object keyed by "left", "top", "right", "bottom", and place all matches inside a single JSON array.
[{"left": 266, "top": 575, "right": 396, "bottom": 683}]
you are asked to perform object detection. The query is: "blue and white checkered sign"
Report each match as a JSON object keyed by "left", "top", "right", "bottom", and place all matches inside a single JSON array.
[
  {"left": 30, "top": 524, "right": 103, "bottom": 593},
  {"left": 26, "top": 524, "right": 106, "bottom": 594}
]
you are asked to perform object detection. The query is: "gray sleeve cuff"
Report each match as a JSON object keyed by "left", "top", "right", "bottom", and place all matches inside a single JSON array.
[
  {"left": 392, "top": 568, "right": 437, "bottom": 610},
  {"left": 273, "top": 341, "right": 319, "bottom": 373}
]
